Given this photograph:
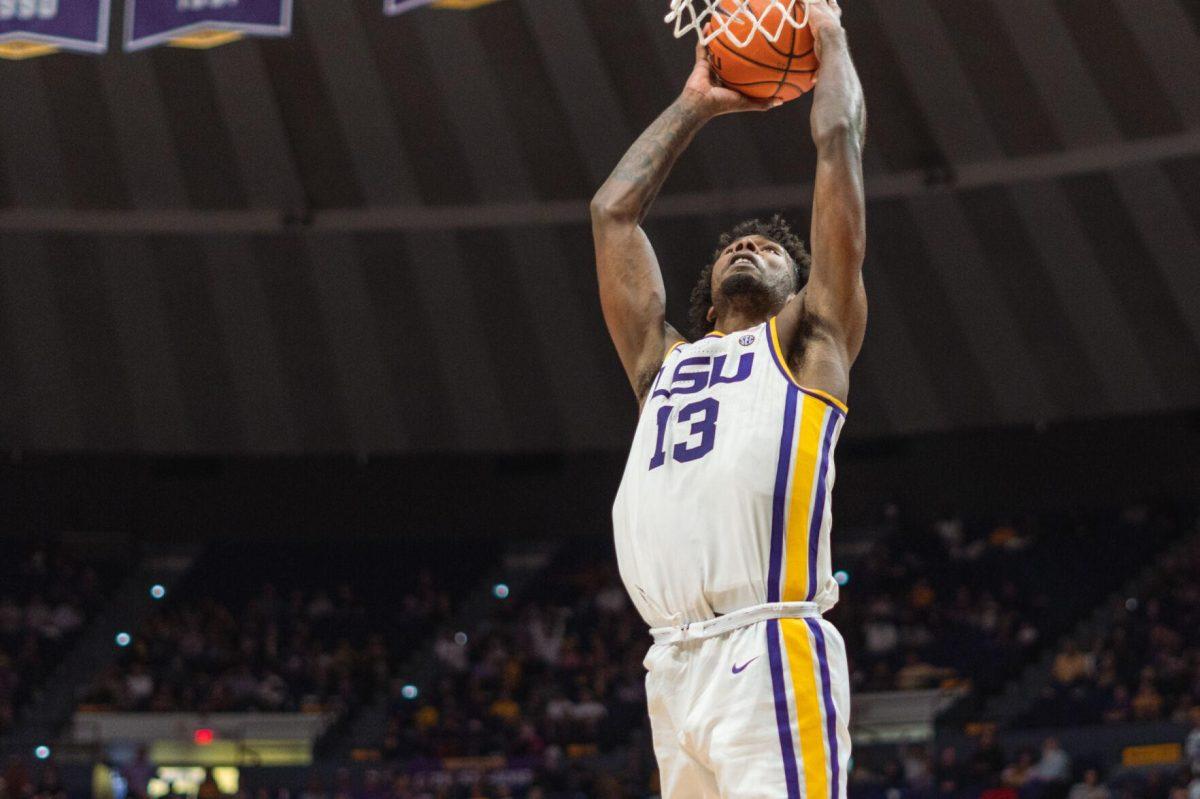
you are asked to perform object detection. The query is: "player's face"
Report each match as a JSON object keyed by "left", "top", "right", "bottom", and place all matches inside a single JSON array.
[{"left": 711, "top": 235, "right": 795, "bottom": 303}]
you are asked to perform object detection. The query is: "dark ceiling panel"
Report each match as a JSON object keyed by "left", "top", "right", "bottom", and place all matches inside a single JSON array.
[
  {"left": 202, "top": 236, "right": 302, "bottom": 453},
  {"left": 1060, "top": 172, "right": 1200, "bottom": 406},
  {"left": 251, "top": 234, "right": 355, "bottom": 452},
  {"left": 150, "top": 50, "right": 248, "bottom": 209},
  {"left": 97, "top": 237, "right": 192, "bottom": 450},
  {"left": 150, "top": 235, "right": 247, "bottom": 452},
  {"left": 1053, "top": 0, "right": 1184, "bottom": 141},
  {"left": 865, "top": 200, "right": 999, "bottom": 429},
  {"left": 1111, "top": 0, "right": 1200, "bottom": 131},
  {"left": 207, "top": 41, "right": 307, "bottom": 210},
  {"left": 476, "top": 1, "right": 596, "bottom": 199},
  {"left": 957, "top": 186, "right": 1108, "bottom": 417},
  {"left": 0, "top": 64, "right": 69, "bottom": 207},
  {"left": 38, "top": 58, "right": 129, "bottom": 210},
  {"left": 1164, "top": 156, "right": 1200, "bottom": 232},
  {"left": 1004, "top": 181, "right": 1165, "bottom": 413},
  {"left": 297, "top": 0, "right": 409, "bottom": 207},
  {"left": 258, "top": 14, "right": 364, "bottom": 210},
  {"left": 97, "top": 50, "right": 191, "bottom": 209},
  {"left": 303, "top": 233, "right": 407, "bottom": 453},
  {"left": 929, "top": 0, "right": 1061, "bottom": 158},
  {"left": 353, "top": 232, "right": 458, "bottom": 451},
  {"left": 851, "top": 258, "right": 947, "bottom": 436},
  {"left": 395, "top": 230, "right": 518, "bottom": 451},
  {"left": 44, "top": 234, "right": 137, "bottom": 449},
  {"left": 0, "top": 0, "right": 1196, "bottom": 454},
  {"left": 357, "top": 0, "right": 479, "bottom": 206},
  {"left": 578, "top": 0, "right": 710, "bottom": 195},
  {"left": 0, "top": 235, "right": 83, "bottom": 448},
  {"left": 839, "top": 1, "right": 941, "bottom": 174}
]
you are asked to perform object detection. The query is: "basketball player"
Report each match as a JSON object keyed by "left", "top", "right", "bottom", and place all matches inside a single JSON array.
[{"left": 590, "top": 1, "right": 865, "bottom": 796}]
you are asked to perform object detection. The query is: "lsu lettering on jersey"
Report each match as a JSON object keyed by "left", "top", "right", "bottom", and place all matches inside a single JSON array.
[{"left": 613, "top": 318, "right": 847, "bottom": 629}]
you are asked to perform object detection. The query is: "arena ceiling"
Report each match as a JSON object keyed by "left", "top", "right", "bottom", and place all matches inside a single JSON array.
[{"left": 0, "top": 0, "right": 1197, "bottom": 454}]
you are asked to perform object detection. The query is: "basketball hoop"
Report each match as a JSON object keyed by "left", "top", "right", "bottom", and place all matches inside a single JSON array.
[{"left": 664, "top": 0, "right": 812, "bottom": 48}]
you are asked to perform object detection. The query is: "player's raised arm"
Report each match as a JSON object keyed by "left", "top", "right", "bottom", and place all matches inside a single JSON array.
[
  {"left": 781, "top": 0, "right": 867, "bottom": 374},
  {"left": 591, "top": 45, "right": 779, "bottom": 404}
]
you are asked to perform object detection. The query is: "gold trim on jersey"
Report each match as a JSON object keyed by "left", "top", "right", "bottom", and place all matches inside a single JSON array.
[{"left": 768, "top": 317, "right": 849, "bottom": 414}]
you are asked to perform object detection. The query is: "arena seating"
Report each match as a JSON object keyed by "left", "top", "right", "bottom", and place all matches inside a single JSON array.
[
  {"left": 831, "top": 503, "right": 1184, "bottom": 698},
  {"left": 1020, "top": 526, "right": 1200, "bottom": 728},
  {"left": 381, "top": 537, "right": 653, "bottom": 793},
  {"left": 18, "top": 500, "right": 1193, "bottom": 799},
  {"left": 78, "top": 540, "right": 500, "bottom": 719},
  {"left": 0, "top": 541, "right": 114, "bottom": 738}
]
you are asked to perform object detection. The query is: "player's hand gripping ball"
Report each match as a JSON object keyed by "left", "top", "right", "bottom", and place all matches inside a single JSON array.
[{"left": 704, "top": 0, "right": 830, "bottom": 103}]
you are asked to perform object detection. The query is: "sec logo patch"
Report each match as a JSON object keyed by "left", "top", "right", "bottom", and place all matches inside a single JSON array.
[{"left": 739, "top": 334, "right": 756, "bottom": 346}]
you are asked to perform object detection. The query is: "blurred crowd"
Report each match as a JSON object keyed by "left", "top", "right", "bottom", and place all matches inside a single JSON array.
[
  {"left": 832, "top": 503, "right": 1182, "bottom": 696},
  {"left": 81, "top": 583, "right": 393, "bottom": 714},
  {"left": 849, "top": 722, "right": 1200, "bottom": 799},
  {"left": 0, "top": 544, "right": 106, "bottom": 736},
  {"left": 832, "top": 512, "right": 1042, "bottom": 695},
  {"left": 382, "top": 543, "right": 654, "bottom": 796},
  {"left": 1024, "top": 533, "right": 1200, "bottom": 728},
  {"left": 77, "top": 541, "right": 495, "bottom": 718}
]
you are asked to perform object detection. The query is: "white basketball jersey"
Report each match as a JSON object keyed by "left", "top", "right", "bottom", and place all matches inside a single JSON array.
[{"left": 613, "top": 318, "right": 847, "bottom": 629}]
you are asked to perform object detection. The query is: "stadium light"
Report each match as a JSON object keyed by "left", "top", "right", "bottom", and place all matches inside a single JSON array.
[
  {"left": 492, "top": 583, "right": 510, "bottom": 599},
  {"left": 34, "top": 746, "right": 50, "bottom": 760},
  {"left": 834, "top": 570, "right": 850, "bottom": 586},
  {"left": 401, "top": 684, "right": 419, "bottom": 700},
  {"left": 150, "top": 584, "right": 166, "bottom": 600},
  {"left": 194, "top": 729, "right": 214, "bottom": 745},
  {"left": 454, "top": 631, "right": 468, "bottom": 646},
  {"left": 115, "top": 632, "right": 131, "bottom": 647}
]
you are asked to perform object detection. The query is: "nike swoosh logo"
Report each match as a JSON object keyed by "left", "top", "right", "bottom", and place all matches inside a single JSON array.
[{"left": 732, "top": 656, "right": 760, "bottom": 674}]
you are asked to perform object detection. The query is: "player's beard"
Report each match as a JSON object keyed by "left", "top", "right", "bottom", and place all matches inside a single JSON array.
[{"left": 716, "top": 271, "right": 779, "bottom": 319}]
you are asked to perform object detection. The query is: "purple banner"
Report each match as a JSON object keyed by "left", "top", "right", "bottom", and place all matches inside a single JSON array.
[
  {"left": 0, "top": 0, "right": 110, "bottom": 57},
  {"left": 124, "top": 0, "right": 291, "bottom": 52},
  {"left": 383, "top": 0, "right": 437, "bottom": 16}
]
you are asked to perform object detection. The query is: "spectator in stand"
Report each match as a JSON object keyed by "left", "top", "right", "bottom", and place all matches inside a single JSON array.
[
  {"left": 1052, "top": 641, "right": 1094, "bottom": 687},
  {"left": 1028, "top": 737, "right": 1072, "bottom": 799},
  {"left": 1068, "top": 769, "right": 1112, "bottom": 799},
  {"left": 1001, "top": 749, "right": 1036, "bottom": 791},
  {"left": 123, "top": 747, "right": 154, "bottom": 799},
  {"left": 970, "top": 728, "right": 1007, "bottom": 788},
  {"left": 935, "top": 745, "right": 965, "bottom": 798}
]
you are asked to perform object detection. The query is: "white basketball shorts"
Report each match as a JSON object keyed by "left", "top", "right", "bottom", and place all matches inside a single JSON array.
[{"left": 644, "top": 604, "right": 851, "bottom": 799}]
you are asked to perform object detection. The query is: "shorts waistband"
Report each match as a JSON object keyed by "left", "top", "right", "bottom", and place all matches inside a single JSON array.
[{"left": 649, "top": 601, "right": 821, "bottom": 645}]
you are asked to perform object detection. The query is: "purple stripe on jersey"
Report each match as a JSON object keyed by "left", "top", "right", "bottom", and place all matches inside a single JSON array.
[
  {"left": 767, "top": 619, "right": 802, "bottom": 799},
  {"left": 767, "top": 384, "right": 800, "bottom": 603},
  {"left": 806, "top": 618, "right": 841, "bottom": 799},
  {"left": 806, "top": 411, "right": 837, "bottom": 602}
]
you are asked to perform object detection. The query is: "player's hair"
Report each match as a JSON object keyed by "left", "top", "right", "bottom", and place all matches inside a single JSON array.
[{"left": 687, "top": 214, "right": 811, "bottom": 339}]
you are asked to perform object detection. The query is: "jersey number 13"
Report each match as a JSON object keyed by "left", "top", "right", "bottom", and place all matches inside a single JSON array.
[{"left": 649, "top": 398, "right": 719, "bottom": 469}]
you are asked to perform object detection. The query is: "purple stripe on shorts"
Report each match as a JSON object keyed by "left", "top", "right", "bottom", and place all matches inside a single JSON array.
[
  {"left": 767, "top": 384, "right": 799, "bottom": 603},
  {"left": 767, "top": 619, "right": 802, "bottom": 799},
  {"left": 805, "top": 411, "right": 837, "bottom": 601},
  {"left": 806, "top": 618, "right": 841, "bottom": 799}
]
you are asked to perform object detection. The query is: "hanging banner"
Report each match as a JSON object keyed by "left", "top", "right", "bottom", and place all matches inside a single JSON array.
[
  {"left": 384, "top": 0, "right": 433, "bottom": 13},
  {"left": 124, "top": 0, "right": 291, "bottom": 52},
  {"left": 384, "top": 0, "right": 500, "bottom": 16},
  {"left": 0, "top": 0, "right": 110, "bottom": 59}
]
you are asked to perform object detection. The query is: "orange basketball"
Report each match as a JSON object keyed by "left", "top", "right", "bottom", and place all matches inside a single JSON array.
[{"left": 704, "top": 0, "right": 818, "bottom": 103}]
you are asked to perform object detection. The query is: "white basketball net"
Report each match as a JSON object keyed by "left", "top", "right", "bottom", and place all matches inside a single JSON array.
[{"left": 664, "top": 0, "right": 812, "bottom": 47}]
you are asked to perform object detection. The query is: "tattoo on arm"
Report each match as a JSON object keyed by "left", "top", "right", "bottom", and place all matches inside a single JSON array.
[{"left": 594, "top": 99, "right": 709, "bottom": 225}]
